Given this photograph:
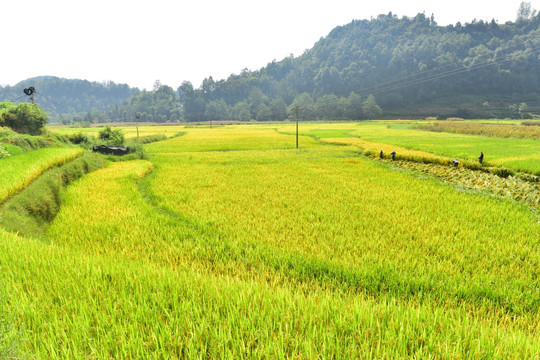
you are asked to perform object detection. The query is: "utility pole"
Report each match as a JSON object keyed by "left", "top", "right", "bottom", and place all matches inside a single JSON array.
[
  {"left": 135, "top": 113, "right": 140, "bottom": 140},
  {"left": 23, "top": 87, "right": 36, "bottom": 104},
  {"left": 292, "top": 105, "right": 302, "bottom": 149}
]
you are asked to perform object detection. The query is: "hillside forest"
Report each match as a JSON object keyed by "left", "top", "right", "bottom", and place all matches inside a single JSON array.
[{"left": 1, "top": 4, "right": 539, "bottom": 122}]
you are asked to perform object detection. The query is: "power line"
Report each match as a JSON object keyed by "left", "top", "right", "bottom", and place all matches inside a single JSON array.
[
  {"left": 352, "top": 39, "right": 540, "bottom": 99},
  {"left": 357, "top": 34, "right": 539, "bottom": 95}
]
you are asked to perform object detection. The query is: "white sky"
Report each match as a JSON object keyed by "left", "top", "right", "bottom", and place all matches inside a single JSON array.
[{"left": 1, "top": 0, "right": 537, "bottom": 90}]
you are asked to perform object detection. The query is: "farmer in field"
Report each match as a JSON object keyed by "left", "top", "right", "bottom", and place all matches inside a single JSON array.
[
  {"left": 391, "top": 150, "right": 396, "bottom": 160},
  {"left": 380, "top": 149, "right": 384, "bottom": 159},
  {"left": 478, "top": 151, "right": 484, "bottom": 164},
  {"left": 452, "top": 159, "right": 459, "bottom": 167}
]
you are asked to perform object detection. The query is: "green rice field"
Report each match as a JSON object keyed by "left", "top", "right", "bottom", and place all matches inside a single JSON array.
[{"left": 0, "top": 121, "right": 538, "bottom": 358}]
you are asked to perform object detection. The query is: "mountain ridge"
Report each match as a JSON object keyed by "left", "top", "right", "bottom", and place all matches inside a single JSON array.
[{"left": 2, "top": 11, "right": 539, "bottom": 121}]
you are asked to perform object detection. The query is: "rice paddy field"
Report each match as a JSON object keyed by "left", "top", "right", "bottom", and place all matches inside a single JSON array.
[
  {"left": 49, "top": 124, "right": 191, "bottom": 140},
  {"left": 1, "top": 121, "right": 539, "bottom": 358},
  {"left": 0, "top": 147, "right": 83, "bottom": 203}
]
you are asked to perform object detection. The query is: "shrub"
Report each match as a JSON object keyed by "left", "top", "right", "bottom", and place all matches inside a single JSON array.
[
  {"left": 98, "top": 126, "right": 125, "bottom": 146},
  {"left": 48, "top": 133, "right": 71, "bottom": 144},
  {"left": 2, "top": 103, "right": 48, "bottom": 135},
  {"left": 69, "top": 132, "right": 92, "bottom": 145}
]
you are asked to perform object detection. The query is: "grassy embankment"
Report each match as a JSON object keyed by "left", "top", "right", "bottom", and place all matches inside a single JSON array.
[
  {"left": 0, "top": 148, "right": 84, "bottom": 204},
  {"left": 48, "top": 124, "right": 184, "bottom": 140},
  {"left": 0, "top": 152, "right": 106, "bottom": 238}
]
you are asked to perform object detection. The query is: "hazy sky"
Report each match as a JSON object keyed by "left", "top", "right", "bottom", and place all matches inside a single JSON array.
[{"left": 1, "top": 0, "right": 537, "bottom": 89}]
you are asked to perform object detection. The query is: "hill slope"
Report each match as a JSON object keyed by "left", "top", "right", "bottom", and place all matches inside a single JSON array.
[
  {"left": 0, "top": 76, "right": 137, "bottom": 120},
  {"left": 183, "top": 12, "right": 540, "bottom": 120},
  {"left": 2, "top": 12, "right": 539, "bottom": 121}
]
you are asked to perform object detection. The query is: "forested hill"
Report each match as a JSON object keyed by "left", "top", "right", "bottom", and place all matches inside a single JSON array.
[
  {"left": 0, "top": 76, "right": 136, "bottom": 120},
  {"left": 2, "top": 10, "right": 540, "bottom": 122},
  {"left": 181, "top": 11, "right": 540, "bottom": 120}
]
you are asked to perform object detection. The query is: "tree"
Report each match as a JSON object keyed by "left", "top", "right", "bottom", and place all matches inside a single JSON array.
[
  {"left": 315, "top": 94, "right": 341, "bottom": 119},
  {"left": 153, "top": 84, "right": 181, "bottom": 122},
  {"left": 98, "top": 126, "right": 125, "bottom": 146},
  {"left": 2, "top": 102, "right": 48, "bottom": 135},
  {"left": 230, "top": 101, "right": 251, "bottom": 121},
  {"left": 205, "top": 99, "right": 228, "bottom": 121},
  {"left": 519, "top": 102, "right": 531, "bottom": 119},
  {"left": 256, "top": 104, "right": 272, "bottom": 121},
  {"left": 517, "top": 2, "right": 537, "bottom": 21},
  {"left": 0, "top": 101, "right": 15, "bottom": 127},
  {"left": 289, "top": 93, "right": 315, "bottom": 119},
  {"left": 346, "top": 92, "right": 364, "bottom": 119},
  {"left": 247, "top": 88, "right": 268, "bottom": 119},
  {"left": 362, "top": 95, "right": 383, "bottom": 119},
  {"left": 269, "top": 98, "right": 288, "bottom": 120},
  {"left": 178, "top": 81, "right": 205, "bottom": 122}
]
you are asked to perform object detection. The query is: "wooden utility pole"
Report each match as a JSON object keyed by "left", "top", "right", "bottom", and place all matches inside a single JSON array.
[
  {"left": 292, "top": 105, "right": 302, "bottom": 149},
  {"left": 135, "top": 113, "right": 140, "bottom": 140},
  {"left": 23, "top": 87, "right": 36, "bottom": 104}
]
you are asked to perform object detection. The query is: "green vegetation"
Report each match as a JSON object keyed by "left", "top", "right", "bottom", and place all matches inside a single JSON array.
[
  {"left": 0, "top": 101, "right": 48, "bottom": 135},
  {"left": 4, "top": 5, "right": 539, "bottom": 124},
  {"left": 0, "top": 286, "right": 18, "bottom": 359},
  {"left": 0, "top": 126, "right": 58, "bottom": 153},
  {"left": 324, "top": 121, "right": 540, "bottom": 174},
  {"left": 0, "top": 124, "right": 538, "bottom": 358},
  {"left": 0, "top": 76, "right": 135, "bottom": 121},
  {"left": 0, "top": 143, "right": 9, "bottom": 159},
  {"left": 0, "top": 147, "right": 83, "bottom": 203},
  {"left": 0, "top": 152, "right": 106, "bottom": 238},
  {"left": 174, "top": 8, "right": 540, "bottom": 121},
  {"left": 98, "top": 126, "right": 125, "bottom": 146}
]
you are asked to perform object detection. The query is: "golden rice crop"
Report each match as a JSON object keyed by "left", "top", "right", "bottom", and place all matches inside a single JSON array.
[
  {"left": 1, "top": 124, "right": 539, "bottom": 358},
  {"left": 321, "top": 136, "right": 453, "bottom": 165},
  {"left": 48, "top": 124, "right": 187, "bottom": 139},
  {"left": 381, "top": 159, "right": 540, "bottom": 210},
  {"left": 416, "top": 121, "right": 540, "bottom": 139},
  {"left": 0, "top": 147, "right": 83, "bottom": 204},
  {"left": 326, "top": 121, "right": 540, "bottom": 174}
]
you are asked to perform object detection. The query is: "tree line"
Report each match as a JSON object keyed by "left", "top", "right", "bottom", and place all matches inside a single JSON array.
[
  {"left": 127, "top": 4, "right": 540, "bottom": 122},
  {"left": 0, "top": 76, "right": 135, "bottom": 123},
  {"left": 177, "top": 4, "right": 538, "bottom": 121}
]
